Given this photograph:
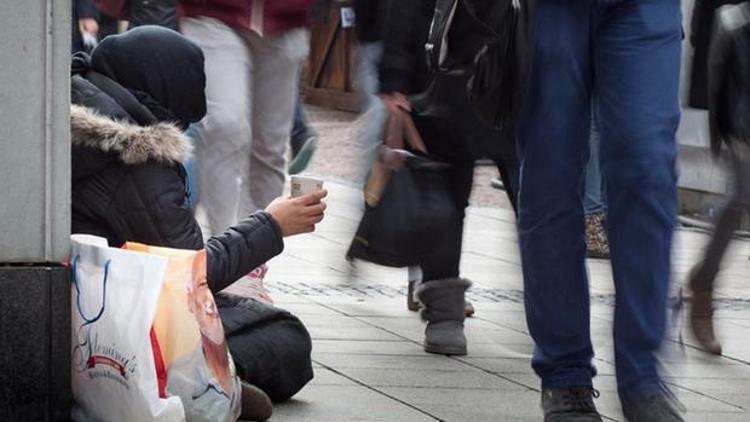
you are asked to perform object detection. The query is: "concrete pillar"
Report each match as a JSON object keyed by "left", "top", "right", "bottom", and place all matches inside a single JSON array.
[{"left": 0, "top": 1, "right": 72, "bottom": 421}]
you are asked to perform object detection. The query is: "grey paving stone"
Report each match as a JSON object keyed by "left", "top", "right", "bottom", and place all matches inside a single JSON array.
[
  {"left": 336, "top": 367, "right": 523, "bottom": 390},
  {"left": 270, "top": 385, "right": 438, "bottom": 422},
  {"left": 313, "top": 353, "right": 474, "bottom": 372},
  {"left": 312, "top": 339, "right": 426, "bottom": 356},
  {"left": 380, "top": 388, "right": 542, "bottom": 422},
  {"left": 307, "top": 324, "right": 405, "bottom": 342},
  {"left": 308, "top": 368, "right": 358, "bottom": 387},
  {"left": 685, "top": 413, "right": 750, "bottom": 422}
]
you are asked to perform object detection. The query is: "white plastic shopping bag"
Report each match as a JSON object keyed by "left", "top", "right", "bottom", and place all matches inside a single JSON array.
[{"left": 70, "top": 235, "right": 184, "bottom": 422}]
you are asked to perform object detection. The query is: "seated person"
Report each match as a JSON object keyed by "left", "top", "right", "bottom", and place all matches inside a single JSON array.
[{"left": 69, "top": 26, "right": 326, "bottom": 421}]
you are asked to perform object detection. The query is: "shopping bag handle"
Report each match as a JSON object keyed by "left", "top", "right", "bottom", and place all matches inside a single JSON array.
[{"left": 72, "top": 255, "right": 112, "bottom": 327}]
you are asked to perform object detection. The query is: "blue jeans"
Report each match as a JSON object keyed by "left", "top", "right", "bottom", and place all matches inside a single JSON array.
[
  {"left": 355, "top": 42, "right": 386, "bottom": 169},
  {"left": 584, "top": 106, "right": 606, "bottom": 215},
  {"left": 184, "top": 123, "right": 202, "bottom": 209},
  {"left": 291, "top": 95, "right": 316, "bottom": 151},
  {"left": 517, "top": 0, "right": 681, "bottom": 397}
]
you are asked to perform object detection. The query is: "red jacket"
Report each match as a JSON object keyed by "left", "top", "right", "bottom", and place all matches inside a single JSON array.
[{"left": 180, "top": 0, "right": 314, "bottom": 35}]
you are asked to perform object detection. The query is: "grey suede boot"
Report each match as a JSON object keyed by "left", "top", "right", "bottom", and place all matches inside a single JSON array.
[{"left": 414, "top": 278, "right": 471, "bottom": 356}]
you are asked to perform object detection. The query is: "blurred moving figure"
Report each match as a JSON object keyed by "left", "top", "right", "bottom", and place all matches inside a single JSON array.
[
  {"left": 378, "top": 0, "right": 519, "bottom": 357},
  {"left": 688, "top": 0, "right": 746, "bottom": 110},
  {"left": 686, "top": 2, "right": 750, "bottom": 357},
  {"left": 517, "top": 1, "right": 683, "bottom": 420},
  {"left": 73, "top": 0, "right": 99, "bottom": 53},
  {"left": 180, "top": 0, "right": 315, "bottom": 237}
]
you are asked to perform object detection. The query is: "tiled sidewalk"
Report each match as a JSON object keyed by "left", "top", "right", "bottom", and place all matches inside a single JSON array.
[{"left": 264, "top": 181, "right": 750, "bottom": 422}]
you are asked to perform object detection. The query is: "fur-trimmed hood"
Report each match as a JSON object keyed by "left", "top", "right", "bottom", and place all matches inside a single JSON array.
[{"left": 71, "top": 105, "right": 192, "bottom": 165}]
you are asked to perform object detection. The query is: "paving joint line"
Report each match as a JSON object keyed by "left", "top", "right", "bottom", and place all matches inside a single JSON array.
[
  {"left": 312, "top": 360, "right": 446, "bottom": 422},
  {"left": 308, "top": 299, "right": 542, "bottom": 393}
]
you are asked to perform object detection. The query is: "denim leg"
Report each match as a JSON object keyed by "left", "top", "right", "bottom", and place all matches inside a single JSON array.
[
  {"left": 517, "top": 0, "right": 595, "bottom": 389},
  {"left": 594, "top": 0, "right": 682, "bottom": 397},
  {"left": 584, "top": 106, "right": 606, "bottom": 215},
  {"left": 291, "top": 95, "right": 315, "bottom": 152},
  {"left": 355, "top": 42, "right": 386, "bottom": 171},
  {"left": 184, "top": 123, "right": 202, "bottom": 209}
]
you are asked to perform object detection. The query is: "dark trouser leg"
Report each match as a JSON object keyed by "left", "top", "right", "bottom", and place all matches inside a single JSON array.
[
  {"left": 517, "top": 0, "right": 595, "bottom": 389},
  {"left": 692, "top": 145, "right": 750, "bottom": 290},
  {"left": 420, "top": 162, "right": 476, "bottom": 282},
  {"left": 594, "top": 0, "right": 682, "bottom": 397}
]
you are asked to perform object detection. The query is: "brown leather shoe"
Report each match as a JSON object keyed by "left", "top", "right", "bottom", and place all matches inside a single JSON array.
[
  {"left": 687, "top": 269, "right": 722, "bottom": 355},
  {"left": 240, "top": 381, "right": 273, "bottom": 421}
]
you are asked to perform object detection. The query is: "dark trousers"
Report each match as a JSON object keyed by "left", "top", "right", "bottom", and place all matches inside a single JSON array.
[
  {"left": 692, "top": 143, "right": 750, "bottom": 289},
  {"left": 413, "top": 71, "right": 520, "bottom": 283},
  {"left": 217, "top": 294, "right": 314, "bottom": 402},
  {"left": 517, "top": 0, "right": 682, "bottom": 397},
  {"left": 420, "top": 157, "right": 518, "bottom": 283}
]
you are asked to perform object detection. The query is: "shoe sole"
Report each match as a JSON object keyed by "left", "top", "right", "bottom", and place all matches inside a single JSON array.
[
  {"left": 288, "top": 137, "right": 317, "bottom": 175},
  {"left": 424, "top": 343, "right": 467, "bottom": 356}
]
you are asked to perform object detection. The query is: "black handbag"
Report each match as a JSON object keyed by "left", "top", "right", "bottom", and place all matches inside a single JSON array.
[{"left": 346, "top": 109, "right": 456, "bottom": 268}]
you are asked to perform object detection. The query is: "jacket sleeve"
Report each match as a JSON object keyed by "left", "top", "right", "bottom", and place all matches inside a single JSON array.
[
  {"left": 378, "top": 0, "right": 433, "bottom": 94},
  {"left": 205, "top": 212, "right": 285, "bottom": 293},
  {"left": 707, "top": 11, "right": 734, "bottom": 156}
]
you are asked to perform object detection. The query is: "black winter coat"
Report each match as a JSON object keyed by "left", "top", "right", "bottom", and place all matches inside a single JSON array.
[
  {"left": 353, "top": 0, "right": 389, "bottom": 43},
  {"left": 378, "top": 0, "right": 516, "bottom": 163},
  {"left": 689, "top": 0, "right": 745, "bottom": 109},
  {"left": 70, "top": 74, "right": 284, "bottom": 292},
  {"left": 708, "top": 2, "right": 750, "bottom": 154}
]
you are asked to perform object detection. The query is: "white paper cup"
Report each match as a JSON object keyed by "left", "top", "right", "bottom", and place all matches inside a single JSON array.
[{"left": 291, "top": 175, "right": 324, "bottom": 197}]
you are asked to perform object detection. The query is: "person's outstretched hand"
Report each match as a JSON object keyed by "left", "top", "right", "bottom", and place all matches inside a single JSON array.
[{"left": 265, "top": 189, "right": 328, "bottom": 237}]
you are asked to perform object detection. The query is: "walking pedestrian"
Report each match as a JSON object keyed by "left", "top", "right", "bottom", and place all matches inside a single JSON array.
[
  {"left": 379, "top": 0, "right": 519, "bottom": 356},
  {"left": 517, "top": 1, "right": 684, "bottom": 420},
  {"left": 180, "top": 0, "right": 315, "bottom": 238},
  {"left": 685, "top": 2, "right": 750, "bottom": 357}
]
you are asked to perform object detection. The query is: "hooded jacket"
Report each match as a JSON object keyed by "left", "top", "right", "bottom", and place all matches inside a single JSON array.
[
  {"left": 708, "top": 2, "right": 750, "bottom": 155},
  {"left": 71, "top": 74, "right": 284, "bottom": 293}
]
